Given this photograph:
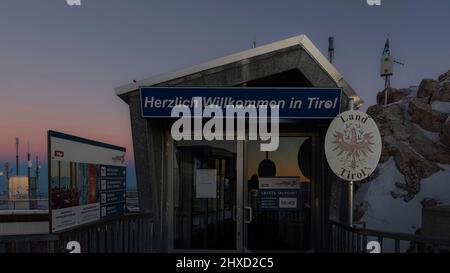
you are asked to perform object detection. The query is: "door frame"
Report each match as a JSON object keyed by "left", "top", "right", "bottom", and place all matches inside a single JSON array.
[
  {"left": 166, "top": 130, "right": 321, "bottom": 253},
  {"left": 242, "top": 131, "right": 320, "bottom": 253},
  {"left": 166, "top": 136, "right": 245, "bottom": 253}
]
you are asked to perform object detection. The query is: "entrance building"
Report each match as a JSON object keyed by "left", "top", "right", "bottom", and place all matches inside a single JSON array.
[{"left": 115, "top": 35, "right": 363, "bottom": 252}]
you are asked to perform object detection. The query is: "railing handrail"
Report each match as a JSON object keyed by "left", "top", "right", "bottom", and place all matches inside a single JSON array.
[
  {"left": 0, "top": 212, "right": 152, "bottom": 242},
  {"left": 0, "top": 233, "right": 58, "bottom": 243},
  {"left": 0, "top": 211, "right": 154, "bottom": 253},
  {"left": 330, "top": 220, "right": 450, "bottom": 247},
  {"left": 53, "top": 212, "right": 153, "bottom": 235}
]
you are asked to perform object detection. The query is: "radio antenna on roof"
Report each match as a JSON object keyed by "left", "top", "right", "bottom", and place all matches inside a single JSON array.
[{"left": 328, "top": 36, "right": 335, "bottom": 64}]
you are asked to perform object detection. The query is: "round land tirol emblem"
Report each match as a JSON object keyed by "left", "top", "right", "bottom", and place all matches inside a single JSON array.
[{"left": 325, "top": 110, "right": 382, "bottom": 182}]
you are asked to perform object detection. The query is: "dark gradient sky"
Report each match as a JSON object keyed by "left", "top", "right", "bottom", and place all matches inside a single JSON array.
[{"left": 1, "top": 0, "right": 449, "bottom": 191}]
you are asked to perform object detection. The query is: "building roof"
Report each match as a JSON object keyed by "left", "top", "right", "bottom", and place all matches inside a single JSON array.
[{"left": 115, "top": 34, "right": 363, "bottom": 106}]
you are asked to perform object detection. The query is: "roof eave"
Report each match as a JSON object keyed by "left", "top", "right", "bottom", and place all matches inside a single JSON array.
[{"left": 115, "top": 34, "right": 363, "bottom": 107}]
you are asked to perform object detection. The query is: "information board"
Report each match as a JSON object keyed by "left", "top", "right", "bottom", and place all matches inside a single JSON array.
[{"left": 48, "top": 131, "right": 127, "bottom": 232}]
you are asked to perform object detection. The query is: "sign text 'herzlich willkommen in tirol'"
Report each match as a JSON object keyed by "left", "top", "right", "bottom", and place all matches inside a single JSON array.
[{"left": 140, "top": 87, "right": 342, "bottom": 119}]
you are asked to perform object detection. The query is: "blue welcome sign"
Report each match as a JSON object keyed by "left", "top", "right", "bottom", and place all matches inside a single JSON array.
[{"left": 140, "top": 87, "right": 342, "bottom": 119}]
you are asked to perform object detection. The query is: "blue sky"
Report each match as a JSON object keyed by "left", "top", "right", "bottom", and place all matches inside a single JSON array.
[{"left": 0, "top": 0, "right": 449, "bottom": 192}]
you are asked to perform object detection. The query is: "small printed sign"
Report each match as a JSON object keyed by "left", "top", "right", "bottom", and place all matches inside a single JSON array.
[
  {"left": 259, "top": 177, "right": 301, "bottom": 189},
  {"left": 195, "top": 169, "right": 217, "bottom": 199},
  {"left": 259, "top": 189, "right": 301, "bottom": 210},
  {"left": 258, "top": 177, "right": 302, "bottom": 211},
  {"left": 279, "top": 197, "right": 298, "bottom": 209}
]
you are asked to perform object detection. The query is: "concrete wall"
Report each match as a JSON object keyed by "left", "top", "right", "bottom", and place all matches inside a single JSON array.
[
  {"left": 422, "top": 206, "right": 450, "bottom": 240},
  {"left": 0, "top": 222, "right": 49, "bottom": 236},
  {"left": 0, "top": 211, "right": 49, "bottom": 236}
]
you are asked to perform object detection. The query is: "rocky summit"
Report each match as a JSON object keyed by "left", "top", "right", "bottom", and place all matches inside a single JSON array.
[{"left": 364, "top": 69, "right": 450, "bottom": 202}]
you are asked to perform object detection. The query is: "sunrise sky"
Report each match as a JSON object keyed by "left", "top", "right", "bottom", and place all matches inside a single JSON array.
[{"left": 1, "top": 0, "right": 450, "bottom": 192}]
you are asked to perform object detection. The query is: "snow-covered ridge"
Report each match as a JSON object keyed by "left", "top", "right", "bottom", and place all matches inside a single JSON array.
[{"left": 355, "top": 159, "right": 450, "bottom": 234}]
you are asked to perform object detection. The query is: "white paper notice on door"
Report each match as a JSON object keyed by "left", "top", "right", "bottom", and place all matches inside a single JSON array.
[{"left": 195, "top": 169, "right": 217, "bottom": 199}]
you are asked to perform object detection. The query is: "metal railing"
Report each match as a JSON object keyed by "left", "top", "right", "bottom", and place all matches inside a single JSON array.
[
  {"left": 329, "top": 220, "right": 450, "bottom": 253},
  {"left": 0, "top": 198, "right": 49, "bottom": 210},
  {"left": 0, "top": 212, "right": 153, "bottom": 253}
]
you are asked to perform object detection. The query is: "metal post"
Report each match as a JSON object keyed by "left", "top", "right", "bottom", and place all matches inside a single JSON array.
[
  {"left": 13, "top": 177, "right": 15, "bottom": 210},
  {"left": 27, "top": 141, "right": 31, "bottom": 182},
  {"left": 349, "top": 181, "right": 353, "bottom": 227},
  {"left": 27, "top": 141, "right": 31, "bottom": 209},
  {"left": 36, "top": 156, "right": 39, "bottom": 197},
  {"left": 348, "top": 99, "right": 354, "bottom": 227},
  {"left": 349, "top": 99, "right": 355, "bottom": 111},
  {"left": 15, "top": 137, "right": 19, "bottom": 176},
  {"left": 384, "top": 76, "right": 388, "bottom": 105},
  {"left": 328, "top": 36, "right": 335, "bottom": 64},
  {"left": 4, "top": 162, "right": 9, "bottom": 180},
  {"left": 384, "top": 75, "right": 390, "bottom": 106}
]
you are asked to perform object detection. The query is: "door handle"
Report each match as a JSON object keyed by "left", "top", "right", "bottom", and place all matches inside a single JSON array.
[{"left": 244, "top": 206, "right": 253, "bottom": 224}]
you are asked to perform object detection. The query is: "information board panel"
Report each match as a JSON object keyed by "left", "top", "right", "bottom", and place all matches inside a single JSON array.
[
  {"left": 258, "top": 177, "right": 301, "bottom": 211},
  {"left": 48, "top": 131, "right": 127, "bottom": 232}
]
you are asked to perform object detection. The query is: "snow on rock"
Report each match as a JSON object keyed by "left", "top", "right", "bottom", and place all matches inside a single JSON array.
[
  {"left": 355, "top": 159, "right": 450, "bottom": 235},
  {"left": 417, "top": 79, "right": 440, "bottom": 99},
  {"left": 442, "top": 117, "right": 450, "bottom": 147},
  {"left": 421, "top": 163, "right": 450, "bottom": 205},
  {"left": 376, "top": 88, "right": 411, "bottom": 105},
  {"left": 367, "top": 102, "right": 450, "bottom": 201},
  {"left": 357, "top": 68, "right": 450, "bottom": 244},
  {"left": 408, "top": 98, "right": 448, "bottom": 133},
  {"left": 432, "top": 101, "right": 450, "bottom": 114},
  {"left": 438, "top": 69, "right": 450, "bottom": 83},
  {"left": 414, "top": 123, "right": 441, "bottom": 143},
  {"left": 408, "top": 86, "right": 419, "bottom": 98},
  {"left": 355, "top": 159, "right": 417, "bottom": 234}
]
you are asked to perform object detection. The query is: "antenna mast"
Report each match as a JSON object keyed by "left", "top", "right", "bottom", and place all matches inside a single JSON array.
[
  {"left": 3, "top": 162, "right": 10, "bottom": 180},
  {"left": 380, "top": 35, "right": 405, "bottom": 105},
  {"left": 35, "top": 156, "right": 40, "bottom": 181},
  {"left": 35, "top": 156, "right": 40, "bottom": 196},
  {"left": 381, "top": 35, "right": 392, "bottom": 106},
  {"left": 328, "top": 36, "right": 335, "bottom": 64},
  {"left": 27, "top": 141, "right": 31, "bottom": 182},
  {"left": 15, "top": 137, "right": 19, "bottom": 176}
]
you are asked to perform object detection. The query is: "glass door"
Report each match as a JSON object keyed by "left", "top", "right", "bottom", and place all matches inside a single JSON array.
[
  {"left": 168, "top": 139, "right": 243, "bottom": 252},
  {"left": 244, "top": 137, "right": 313, "bottom": 251}
]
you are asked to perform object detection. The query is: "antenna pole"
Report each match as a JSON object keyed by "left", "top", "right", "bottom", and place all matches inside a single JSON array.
[
  {"left": 348, "top": 98, "right": 355, "bottom": 227},
  {"left": 15, "top": 138, "right": 19, "bottom": 176},
  {"left": 35, "top": 156, "right": 39, "bottom": 181},
  {"left": 384, "top": 75, "right": 391, "bottom": 105},
  {"left": 328, "top": 36, "right": 335, "bottom": 64},
  {"left": 4, "top": 162, "right": 9, "bottom": 180},
  {"left": 27, "top": 141, "right": 31, "bottom": 182},
  {"left": 381, "top": 34, "right": 395, "bottom": 106},
  {"left": 35, "top": 156, "right": 39, "bottom": 197}
]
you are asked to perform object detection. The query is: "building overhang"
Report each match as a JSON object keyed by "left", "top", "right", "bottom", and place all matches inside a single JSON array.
[{"left": 115, "top": 34, "right": 363, "bottom": 108}]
